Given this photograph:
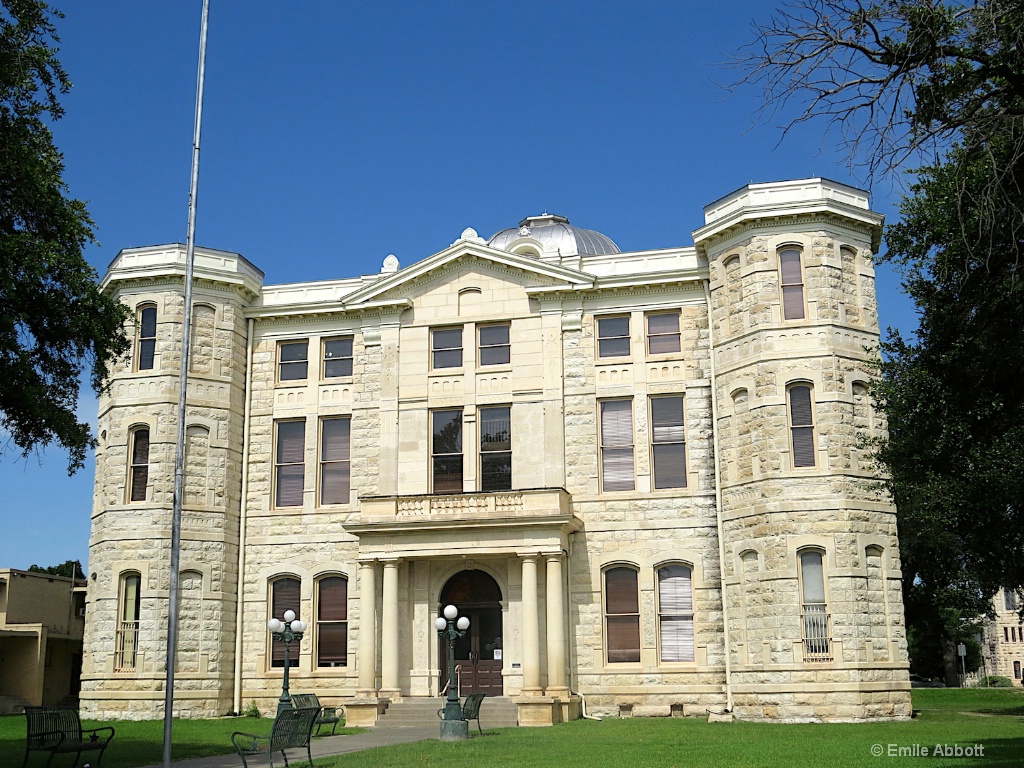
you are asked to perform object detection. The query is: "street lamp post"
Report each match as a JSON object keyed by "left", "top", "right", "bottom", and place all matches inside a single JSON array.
[
  {"left": 268, "top": 610, "right": 307, "bottom": 715},
  {"left": 435, "top": 604, "right": 470, "bottom": 741}
]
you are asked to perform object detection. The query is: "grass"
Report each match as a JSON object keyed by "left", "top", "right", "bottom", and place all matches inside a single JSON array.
[
  {"left": 3, "top": 690, "right": 1021, "bottom": 768},
  {"left": 2, "top": 714, "right": 362, "bottom": 768}
]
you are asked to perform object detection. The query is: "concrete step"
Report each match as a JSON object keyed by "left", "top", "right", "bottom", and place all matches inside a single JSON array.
[{"left": 379, "top": 696, "right": 519, "bottom": 728}]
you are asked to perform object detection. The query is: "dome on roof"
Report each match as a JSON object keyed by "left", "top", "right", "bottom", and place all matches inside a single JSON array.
[{"left": 488, "top": 214, "right": 620, "bottom": 257}]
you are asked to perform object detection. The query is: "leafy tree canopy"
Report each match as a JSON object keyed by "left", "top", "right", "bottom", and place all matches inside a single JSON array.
[
  {"left": 0, "top": 0, "right": 130, "bottom": 473},
  {"left": 27, "top": 558, "right": 84, "bottom": 579}
]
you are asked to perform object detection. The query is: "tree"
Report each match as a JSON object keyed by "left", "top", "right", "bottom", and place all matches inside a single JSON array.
[
  {"left": 1, "top": 0, "right": 130, "bottom": 473},
  {"left": 27, "top": 558, "right": 84, "bottom": 580}
]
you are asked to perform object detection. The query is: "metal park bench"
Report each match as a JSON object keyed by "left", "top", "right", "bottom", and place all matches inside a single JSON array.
[
  {"left": 231, "top": 706, "right": 319, "bottom": 768},
  {"left": 436, "top": 692, "right": 487, "bottom": 735},
  {"left": 22, "top": 706, "right": 115, "bottom": 768},
  {"left": 290, "top": 693, "right": 342, "bottom": 736}
]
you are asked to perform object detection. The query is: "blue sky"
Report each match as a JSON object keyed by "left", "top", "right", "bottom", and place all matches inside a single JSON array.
[{"left": 0, "top": 1, "right": 918, "bottom": 570}]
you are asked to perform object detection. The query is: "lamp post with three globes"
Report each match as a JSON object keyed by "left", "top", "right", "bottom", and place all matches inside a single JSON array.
[
  {"left": 435, "top": 604, "right": 470, "bottom": 740},
  {"left": 267, "top": 609, "right": 307, "bottom": 715}
]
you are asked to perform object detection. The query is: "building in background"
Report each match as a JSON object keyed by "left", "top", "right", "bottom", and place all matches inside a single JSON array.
[
  {"left": 982, "top": 589, "right": 1024, "bottom": 685},
  {"left": 0, "top": 569, "right": 86, "bottom": 713},
  {"left": 81, "top": 178, "right": 912, "bottom": 723}
]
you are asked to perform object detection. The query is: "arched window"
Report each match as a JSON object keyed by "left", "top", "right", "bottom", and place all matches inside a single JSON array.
[
  {"left": 116, "top": 571, "right": 141, "bottom": 670},
  {"left": 128, "top": 427, "right": 150, "bottom": 502},
  {"left": 779, "top": 248, "right": 805, "bottom": 320},
  {"left": 604, "top": 567, "right": 640, "bottom": 663},
  {"left": 270, "top": 577, "right": 301, "bottom": 668},
  {"left": 657, "top": 564, "right": 694, "bottom": 662},
  {"left": 316, "top": 576, "right": 348, "bottom": 668},
  {"left": 788, "top": 384, "right": 816, "bottom": 468},
  {"left": 135, "top": 304, "right": 157, "bottom": 371},
  {"left": 799, "top": 549, "right": 830, "bottom": 660}
]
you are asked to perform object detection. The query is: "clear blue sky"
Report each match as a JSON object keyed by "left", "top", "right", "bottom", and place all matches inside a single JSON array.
[{"left": 0, "top": 1, "right": 918, "bottom": 571}]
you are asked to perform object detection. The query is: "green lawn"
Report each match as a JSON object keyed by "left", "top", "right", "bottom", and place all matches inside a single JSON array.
[{"left": 3, "top": 690, "right": 1022, "bottom": 768}]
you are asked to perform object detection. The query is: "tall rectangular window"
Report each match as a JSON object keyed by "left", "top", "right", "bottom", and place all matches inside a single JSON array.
[
  {"left": 780, "top": 248, "right": 806, "bottom": 320},
  {"left": 651, "top": 396, "right": 686, "bottom": 489},
  {"left": 279, "top": 341, "right": 308, "bottom": 382},
  {"left": 115, "top": 572, "right": 141, "bottom": 671},
  {"left": 478, "top": 324, "right": 511, "bottom": 366},
  {"left": 788, "top": 384, "right": 816, "bottom": 468},
  {"left": 605, "top": 567, "right": 640, "bottom": 663},
  {"left": 275, "top": 420, "right": 305, "bottom": 507},
  {"left": 432, "top": 409, "right": 463, "bottom": 492},
  {"left": 600, "top": 400, "right": 634, "bottom": 492},
  {"left": 658, "top": 565, "right": 694, "bottom": 662},
  {"left": 800, "top": 550, "right": 830, "bottom": 660},
  {"left": 597, "top": 316, "right": 630, "bottom": 358},
  {"left": 1006, "top": 590, "right": 1020, "bottom": 612},
  {"left": 480, "top": 406, "right": 512, "bottom": 491},
  {"left": 271, "top": 578, "right": 300, "bottom": 668},
  {"left": 319, "top": 418, "right": 351, "bottom": 505},
  {"left": 431, "top": 328, "right": 463, "bottom": 369},
  {"left": 129, "top": 428, "right": 150, "bottom": 502},
  {"left": 323, "top": 337, "right": 353, "bottom": 378},
  {"left": 646, "top": 312, "right": 681, "bottom": 354},
  {"left": 316, "top": 577, "right": 348, "bottom": 667},
  {"left": 136, "top": 305, "right": 157, "bottom": 371}
]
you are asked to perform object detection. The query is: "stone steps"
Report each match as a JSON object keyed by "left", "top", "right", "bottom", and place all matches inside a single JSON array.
[{"left": 379, "top": 696, "right": 519, "bottom": 728}]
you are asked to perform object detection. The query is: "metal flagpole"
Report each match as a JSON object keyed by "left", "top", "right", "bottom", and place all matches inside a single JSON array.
[{"left": 163, "top": 1, "right": 210, "bottom": 766}]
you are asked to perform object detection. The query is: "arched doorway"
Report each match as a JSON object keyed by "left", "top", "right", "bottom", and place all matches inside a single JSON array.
[{"left": 439, "top": 569, "right": 503, "bottom": 695}]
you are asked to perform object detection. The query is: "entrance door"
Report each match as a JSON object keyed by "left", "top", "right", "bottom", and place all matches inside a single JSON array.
[{"left": 439, "top": 570, "right": 503, "bottom": 696}]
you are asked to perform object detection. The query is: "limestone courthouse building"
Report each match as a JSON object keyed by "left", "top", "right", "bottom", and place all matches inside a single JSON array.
[{"left": 82, "top": 178, "right": 912, "bottom": 724}]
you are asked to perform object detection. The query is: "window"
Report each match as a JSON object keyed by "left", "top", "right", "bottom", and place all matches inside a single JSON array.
[
  {"left": 480, "top": 407, "right": 511, "bottom": 491},
  {"left": 597, "top": 316, "right": 630, "bottom": 358},
  {"left": 605, "top": 567, "right": 640, "bottom": 663},
  {"left": 316, "top": 576, "right": 348, "bottom": 667},
  {"left": 1005, "top": 627, "right": 1011, "bottom": 643},
  {"left": 479, "top": 324, "right": 511, "bottom": 366},
  {"left": 319, "top": 418, "right": 351, "bottom": 505},
  {"left": 115, "top": 572, "right": 141, "bottom": 670},
  {"left": 647, "top": 312, "right": 681, "bottom": 355},
  {"left": 136, "top": 305, "right": 157, "bottom": 371},
  {"left": 1015, "top": 660, "right": 1021, "bottom": 679},
  {"left": 799, "top": 550, "right": 830, "bottom": 660},
  {"left": 788, "top": 384, "right": 816, "bottom": 468},
  {"left": 651, "top": 396, "right": 686, "bottom": 489},
  {"left": 278, "top": 341, "right": 308, "bottom": 382},
  {"left": 432, "top": 409, "right": 463, "bottom": 492},
  {"left": 658, "top": 565, "right": 694, "bottom": 662},
  {"left": 431, "top": 327, "right": 462, "bottom": 369},
  {"left": 1006, "top": 590, "right": 1020, "bottom": 612},
  {"left": 270, "top": 578, "right": 300, "bottom": 668},
  {"left": 323, "top": 337, "right": 353, "bottom": 378},
  {"left": 779, "top": 248, "right": 806, "bottom": 320},
  {"left": 128, "top": 428, "right": 150, "bottom": 502},
  {"left": 275, "top": 420, "right": 305, "bottom": 507},
  {"left": 600, "top": 400, "right": 634, "bottom": 492}
]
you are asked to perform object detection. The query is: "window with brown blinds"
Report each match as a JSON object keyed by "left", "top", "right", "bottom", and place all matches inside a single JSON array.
[
  {"left": 129, "top": 428, "right": 150, "bottom": 502},
  {"left": 432, "top": 409, "right": 463, "bottom": 492},
  {"left": 780, "top": 248, "right": 806, "bottom": 320},
  {"left": 646, "top": 312, "right": 681, "bottom": 354},
  {"left": 319, "top": 418, "right": 351, "bottom": 505},
  {"left": 658, "top": 565, "right": 694, "bottom": 662},
  {"left": 651, "top": 396, "right": 686, "bottom": 488},
  {"left": 788, "top": 385, "right": 816, "bottom": 468},
  {"left": 605, "top": 567, "right": 640, "bottom": 663},
  {"left": 317, "top": 576, "right": 348, "bottom": 667},
  {"left": 275, "top": 421, "right": 305, "bottom": 507},
  {"left": 136, "top": 305, "right": 157, "bottom": 371},
  {"left": 600, "top": 400, "right": 634, "bottom": 492},
  {"left": 271, "top": 577, "right": 300, "bottom": 667}
]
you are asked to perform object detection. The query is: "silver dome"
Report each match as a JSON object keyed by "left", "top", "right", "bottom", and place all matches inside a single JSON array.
[{"left": 488, "top": 214, "right": 620, "bottom": 257}]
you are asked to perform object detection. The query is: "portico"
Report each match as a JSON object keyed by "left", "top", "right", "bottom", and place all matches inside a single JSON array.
[{"left": 345, "top": 488, "right": 580, "bottom": 725}]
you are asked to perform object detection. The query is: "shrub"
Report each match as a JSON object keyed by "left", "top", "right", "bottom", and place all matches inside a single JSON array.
[
  {"left": 979, "top": 675, "right": 1013, "bottom": 688},
  {"left": 242, "top": 701, "right": 262, "bottom": 717}
]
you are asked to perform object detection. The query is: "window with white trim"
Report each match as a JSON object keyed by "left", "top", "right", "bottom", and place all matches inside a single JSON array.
[
  {"left": 646, "top": 312, "right": 681, "bottom": 355},
  {"left": 799, "top": 549, "right": 830, "bottom": 660},
  {"left": 115, "top": 571, "right": 141, "bottom": 670},
  {"left": 323, "top": 337, "right": 353, "bottom": 378},
  {"left": 600, "top": 400, "right": 635, "bottom": 492},
  {"left": 788, "top": 384, "right": 816, "bottom": 468},
  {"left": 278, "top": 341, "right": 308, "bottom": 382},
  {"left": 605, "top": 567, "right": 640, "bottom": 663},
  {"left": 316, "top": 576, "right": 348, "bottom": 667},
  {"left": 431, "top": 327, "right": 463, "bottom": 369},
  {"left": 128, "top": 428, "right": 150, "bottom": 503},
  {"left": 478, "top": 324, "right": 511, "bottom": 366},
  {"left": 651, "top": 396, "right": 686, "bottom": 488},
  {"left": 275, "top": 420, "right": 305, "bottom": 507},
  {"left": 432, "top": 409, "right": 463, "bottom": 492},
  {"left": 779, "top": 248, "right": 806, "bottom": 320},
  {"left": 597, "top": 316, "right": 630, "bottom": 358},
  {"left": 319, "top": 417, "right": 351, "bottom": 505},
  {"left": 658, "top": 564, "right": 694, "bottom": 662},
  {"left": 270, "top": 577, "right": 300, "bottom": 667},
  {"left": 479, "top": 406, "right": 512, "bottom": 491},
  {"left": 136, "top": 305, "right": 157, "bottom": 371}
]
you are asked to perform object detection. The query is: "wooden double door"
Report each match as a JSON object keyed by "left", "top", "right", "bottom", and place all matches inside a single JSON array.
[{"left": 439, "top": 569, "right": 504, "bottom": 696}]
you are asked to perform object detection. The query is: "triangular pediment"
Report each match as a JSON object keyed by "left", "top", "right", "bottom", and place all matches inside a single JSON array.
[{"left": 341, "top": 240, "right": 594, "bottom": 307}]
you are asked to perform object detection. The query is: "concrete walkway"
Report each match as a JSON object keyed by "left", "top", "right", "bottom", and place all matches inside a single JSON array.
[{"left": 137, "top": 725, "right": 440, "bottom": 768}]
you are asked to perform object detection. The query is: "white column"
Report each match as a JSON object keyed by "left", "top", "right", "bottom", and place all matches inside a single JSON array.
[
  {"left": 380, "top": 558, "right": 401, "bottom": 698},
  {"left": 521, "top": 555, "right": 542, "bottom": 695},
  {"left": 357, "top": 561, "right": 378, "bottom": 696},
  {"left": 545, "top": 552, "right": 567, "bottom": 695}
]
